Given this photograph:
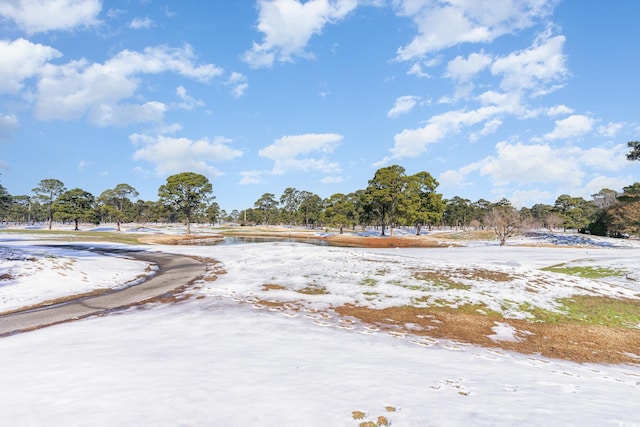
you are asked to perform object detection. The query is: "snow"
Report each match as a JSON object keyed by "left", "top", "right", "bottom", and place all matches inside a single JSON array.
[
  {"left": 0, "top": 231, "right": 639, "bottom": 426},
  {"left": 0, "top": 239, "right": 152, "bottom": 312}
]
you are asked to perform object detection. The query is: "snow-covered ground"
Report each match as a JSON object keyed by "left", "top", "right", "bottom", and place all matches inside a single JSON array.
[
  {"left": 0, "top": 238, "right": 152, "bottom": 313},
  {"left": 0, "top": 231, "right": 639, "bottom": 426}
]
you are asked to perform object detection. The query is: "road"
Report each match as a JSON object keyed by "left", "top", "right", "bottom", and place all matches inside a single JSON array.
[{"left": 0, "top": 249, "right": 207, "bottom": 336}]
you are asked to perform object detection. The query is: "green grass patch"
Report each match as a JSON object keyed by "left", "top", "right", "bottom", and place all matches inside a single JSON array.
[
  {"left": 296, "top": 284, "right": 329, "bottom": 295},
  {"left": 359, "top": 277, "right": 378, "bottom": 287},
  {"left": 542, "top": 264, "right": 624, "bottom": 279},
  {"left": 520, "top": 296, "right": 640, "bottom": 328},
  {"left": 413, "top": 270, "right": 472, "bottom": 291}
]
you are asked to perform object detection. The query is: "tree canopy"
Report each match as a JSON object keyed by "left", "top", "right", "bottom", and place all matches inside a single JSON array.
[
  {"left": 158, "top": 172, "right": 213, "bottom": 235},
  {"left": 627, "top": 141, "right": 640, "bottom": 161}
]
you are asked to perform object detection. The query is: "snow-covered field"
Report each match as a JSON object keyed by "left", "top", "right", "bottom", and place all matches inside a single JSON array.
[{"left": 0, "top": 230, "right": 639, "bottom": 426}]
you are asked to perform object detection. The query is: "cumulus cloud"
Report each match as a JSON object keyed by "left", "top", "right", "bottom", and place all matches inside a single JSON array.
[
  {"left": 243, "top": 0, "right": 358, "bottom": 68},
  {"left": 259, "top": 133, "right": 342, "bottom": 175},
  {"left": 35, "top": 45, "right": 223, "bottom": 125},
  {"left": 446, "top": 51, "right": 492, "bottom": 83},
  {"left": 0, "top": 0, "right": 102, "bottom": 34},
  {"left": 129, "top": 17, "right": 153, "bottom": 29},
  {"left": 546, "top": 104, "right": 573, "bottom": 116},
  {"left": 131, "top": 133, "right": 243, "bottom": 177},
  {"left": 387, "top": 96, "right": 420, "bottom": 118},
  {"left": 597, "top": 122, "right": 625, "bottom": 138},
  {"left": 439, "top": 141, "right": 631, "bottom": 203},
  {"left": 0, "top": 38, "right": 61, "bottom": 94},
  {"left": 476, "top": 141, "right": 584, "bottom": 187},
  {"left": 394, "top": 0, "right": 556, "bottom": 61},
  {"left": 380, "top": 105, "right": 502, "bottom": 163},
  {"left": 543, "top": 114, "right": 593, "bottom": 140},
  {"left": 491, "top": 31, "right": 568, "bottom": 94}
]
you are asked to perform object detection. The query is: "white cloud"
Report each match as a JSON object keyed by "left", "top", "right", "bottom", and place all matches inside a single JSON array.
[
  {"left": 239, "top": 170, "right": 265, "bottom": 185},
  {"left": 35, "top": 45, "right": 223, "bottom": 125},
  {"left": 446, "top": 51, "right": 492, "bottom": 82},
  {"left": 385, "top": 105, "right": 501, "bottom": 161},
  {"left": 407, "top": 62, "right": 432, "bottom": 78},
  {"left": 129, "top": 17, "right": 153, "bottom": 30},
  {"left": 509, "top": 189, "right": 553, "bottom": 208},
  {"left": 546, "top": 104, "right": 573, "bottom": 116},
  {"left": 584, "top": 175, "right": 632, "bottom": 196},
  {"left": 387, "top": 96, "right": 420, "bottom": 118},
  {"left": 0, "top": 113, "right": 19, "bottom": 140},
  {"left": 89, "top": 102, "right": 167, "bottom": 127},
  {"left": 175, "top": 86, "right": 205, "bottom": 111},
  {"left": 543, "top": 114, "right": 593, "bottom": 140},
  {"left": 476, "top": 141, "right": 583, "bottom": 187},
  {"left": 243, "top": 0, "right": 358, "bottom": 68},
  {"left": 491, "top": 31, "right": 568, "bottom": 94},
  {"left": 0, "top": 38, "right": 61, "bottom": 94},
  {"left": 0, "top": 0, "right": 102, "bottom": 34},
  {"left": 597, "top": 122, "right": 625, "bottom": 138},
  {"left": 394, "top": 0, "right": 556, "bottom": 61},
  {"left": 578, "top": 144, "right": 627, "bottom": 171},
  {"left": 131, "top": 134, "right": 243, "bottom": 177},
  {"left": 226, "top": 72, "right": 249, "bottom": 98},
  {"left": 440, "top": 141, "right": 631, "bottom": 202},
  {"left": 259, "top": 133, "right": 342, "bottom": 174}
]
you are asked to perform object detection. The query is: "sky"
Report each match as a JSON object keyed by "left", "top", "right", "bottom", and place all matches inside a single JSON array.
[{"left": 1, "top": 0, "right": 640, "bottom": 212}]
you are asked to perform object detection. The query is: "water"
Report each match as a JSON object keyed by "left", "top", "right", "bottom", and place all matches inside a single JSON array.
[{"left": 210, "top": 236, "right": 330, "bottom": 246}]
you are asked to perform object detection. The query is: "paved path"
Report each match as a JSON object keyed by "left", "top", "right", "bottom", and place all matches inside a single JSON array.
[{"left": 0, "top": 249, "right": 207, "bottom": 336}]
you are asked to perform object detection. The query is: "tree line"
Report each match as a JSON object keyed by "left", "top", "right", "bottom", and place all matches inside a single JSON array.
[{"left": 0, "top": 161, "right": 639, "bottom": 240}]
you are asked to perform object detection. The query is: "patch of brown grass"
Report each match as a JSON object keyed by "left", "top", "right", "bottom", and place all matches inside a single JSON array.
[
  {"left": 326, "top": 234, "right": 449, "bottom": 248},
  {"left": 262, "top": 284, "right": 287, "bottom": 291},
  {"left": 334, "top": 304, "right": 640, "bottom": 365}
]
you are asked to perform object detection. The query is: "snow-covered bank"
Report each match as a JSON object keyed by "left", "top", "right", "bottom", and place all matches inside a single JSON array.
[
  {"left": 0, "top": 240, "right": 152, "bottom": 313},
  {"left": 0, "top": 232, "right": 639, "bottom": 426}
]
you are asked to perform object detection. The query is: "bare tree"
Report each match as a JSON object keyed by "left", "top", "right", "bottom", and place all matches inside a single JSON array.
[
  {"left": 545, "top": 213, "right": 563, "bottom": 231},
  {"left": 484, "top": 207, "right": 521, "bottom": 246}
]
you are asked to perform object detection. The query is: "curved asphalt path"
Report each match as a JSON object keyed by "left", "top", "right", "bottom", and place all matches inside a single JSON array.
[{"left": 0, "top": 249, "right": 207, "bottom": 337}]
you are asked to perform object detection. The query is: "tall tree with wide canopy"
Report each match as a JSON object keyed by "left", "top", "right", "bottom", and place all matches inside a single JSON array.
[
  {"left": 279, "top": 187, "right": 301, "bottom": 225},
  {"left": 158, "top": 172, "right": 213, "bottom": 235},
  {"left": 324, "top": 193, "right": 353, "bottom": 234},
  {"left": 365, "top": 165, "right": 408, "bottom": 236},
  {"left": 32, "top": 179, "right": 66, "bottom": 229},
  {"left": 404, "top": 171, "right": 444, "bottom": 235},
  {"left": 99, "top": 183, "right": 139, "bottom": 231},
  {"left": 54, "top": 188, "right": 95, "bottom": 231},
  {"left": 254, "top": 193, "right": 279, "bottom": 225}
]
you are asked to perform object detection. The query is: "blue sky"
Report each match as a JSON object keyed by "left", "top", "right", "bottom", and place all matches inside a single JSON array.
[{"left": 1, "top": 0, "right": 639, "bottom": 212}]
